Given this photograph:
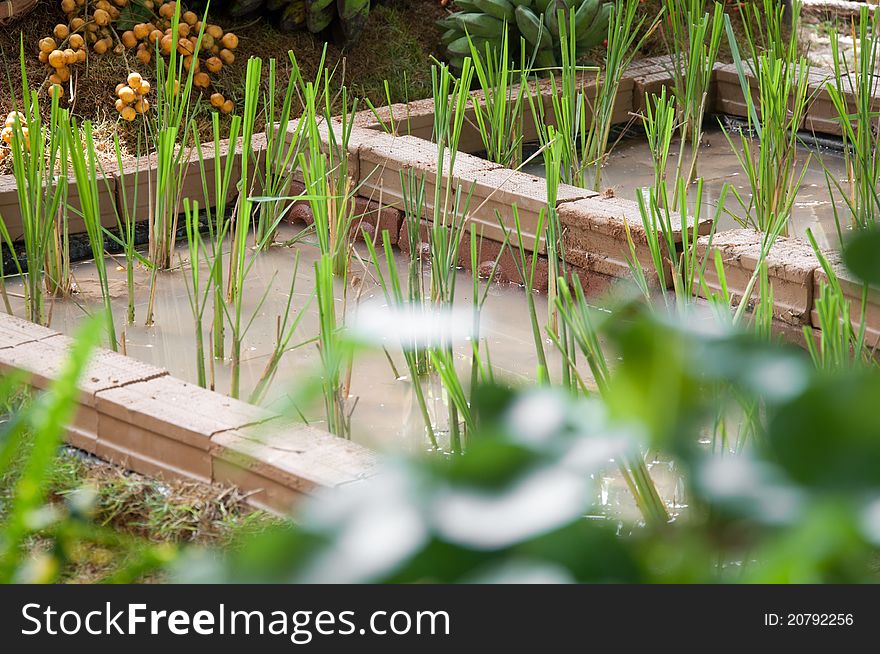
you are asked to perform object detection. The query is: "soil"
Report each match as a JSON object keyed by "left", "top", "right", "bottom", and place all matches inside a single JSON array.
[{"left": 0, "top": 0, "right": 445, "bottom": 169}]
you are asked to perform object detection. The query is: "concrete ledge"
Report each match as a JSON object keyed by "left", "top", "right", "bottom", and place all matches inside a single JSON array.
[
  {"left": 811, "top": 255, "right": 880, "bottom": 347},
  {"left": 697, "top": 229, "right": 820, "bottom": 325},
  {"left": 0, "top": 312, "right": 377, "bottom": 515}
]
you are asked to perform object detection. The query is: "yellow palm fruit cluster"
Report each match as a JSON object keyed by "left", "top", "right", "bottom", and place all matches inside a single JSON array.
[
  {"left": 123, "top": 1, "right": 238, "bottom": 93},
  {"left": 1, "top": 112, "right": 30, "bottom": 162},
  {"left": 115, "top": 72, "right": 151, "bottom": 122}
]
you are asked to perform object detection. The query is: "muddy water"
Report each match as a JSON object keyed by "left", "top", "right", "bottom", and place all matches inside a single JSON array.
[
  {"left": 525, "top": 127, "right": 849, "bottom": 249},
  {"left": 6, "top": 223, "right": 686, "bottom": 522}
]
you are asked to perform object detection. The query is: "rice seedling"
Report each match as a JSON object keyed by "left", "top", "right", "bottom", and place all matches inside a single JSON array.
[
  {"left": 180, "top": 199, "right": 212, "bottom": 388},
  {"left": 722, "top": 20, "right": 813, "bottom": 236},
  {"left": 192, "top": 112, "right": 242, "bottom": 360},
  {"left": 821, "top": 5, "right": 880, "bottom": 233},
  {"left": 3, "top": 50, "right": 67, "bottom": 325},
  {"left": 146, "top": 3, "right": 206, "bottom": 271},
  {"left": 251, "top": 52, "right": 316, "bottom": 248},
  {"left": 65, "top": 117, "right": 118, "bottom": 351},
  {"left": 554, "top": 277, "right": 670, "bottom": 525},
  {"left": 362, "top": 230, "right": 438, "bottom": 449},
  {"left": 739, "top": 0, "right": 802, "bottom": 71},
  {"left": 660, "top": 0, "right": 725, "bottom": 196},
  {"left": 466, "top": 26, "right": 532, "bottom": 168},
  {"left": 249, "top": 252, "right": 310, "bottom": 406},
  {"left": 314, "top": 253, "right": 351, "bottom": 438}
]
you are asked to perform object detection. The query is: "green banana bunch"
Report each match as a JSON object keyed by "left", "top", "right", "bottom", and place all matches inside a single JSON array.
[
  {"left": 229, "top": 0, "right": 373, "bottom": 45},
  {"left": 437, "top": 0, "right": 611, "bottom": 69}
]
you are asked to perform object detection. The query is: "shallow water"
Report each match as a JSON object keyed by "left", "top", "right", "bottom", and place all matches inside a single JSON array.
[{"left": 523, "top": 127, "right": 849, "bottom": 249}]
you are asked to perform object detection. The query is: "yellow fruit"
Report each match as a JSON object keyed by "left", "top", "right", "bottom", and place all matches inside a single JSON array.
[
  {"left": 210, "top": 92, "right": 224, "bottom": 108},
  {"left": 201, "top": 34, "right": 214, "bottom": 50},
  {"left": 117, "top": 86, "right": 136, "bottom": 103},
  {"left": 160, "top": 35, "right": 174, "bottom": 55},
  {"left": 177, "top": 23, "right": 190, "bottom": 38},
  {"left": 137, "top": 79, "right": 151, "bottom": 95},
  {"left": 69, "top": 34, "right": 84, "bottom": 49},
  {"left": 127, "top": 71, "right": 143, "bottom": 90},
  {"left": 115, "top": 82, "right": 125, "bottom": 94},
  {"left": 193, "top": 72, "right": 210, "bottom": 88},
  {"left": 143, "top": 0, "right": 154, "bottom": 9},
  {"left": 76, "top": 49, "right": 87, "bottom": 63},
  {"left": 70, "top": 17, "right": 85, "bottom": 30},
  {"left": 220, "top": 99, "right": 234, "bottom": 114},
  {"left": 1, "top": 127, "right": 12, "bottom": 144},
  {"left": 60, "top": 0, "right": 75, "bottom": 12},
  {"left": 122, "top": 31, "right": 137, "bottom": 49},
  {"left": 93, "top": 38, "right": 109, "bottom": 54},
  {"left": 115, "top": 98, "right": 126, "bottom": 113},
  {"left": 55, "top": 67, "right": 71, "bottom": 82},
  {"left": 149, "top": 30, "right": 163, "bottom": 44},
  {"left": 39, "top": 37, "right": 56, "bottom": 53},
  {"left": 133, "top": 23, "right": 150, "bottom": 40},
  {"left": 38, "top": 51, "right": 49, "bottom": 63},
  {"left": 134, "top": 98, "right": 150, "bottom": 114},
  {"left": 48, "top": 73, "right": 62, "bottom": 85},
  {"left": 93, "top": 9, "right": 110, "bottom": 26},
  {"left": 182, "top": 10, "right": 197, "bottom": 26},
  {"left": 159, "top": 2, "right": 175, "bottom": 19},
  {"left": 4, "top": 112, "right": 25, "bottom": 128},
  {"left": 136, "top": 47, "right": 151, "bottom": 65},
  {"left": 206, "top": 25, "right": 223, "bottom": 40},
  {"left": 182, "top": 56, "right": 198, "bottom": 72},
  {"left": 120, "top": 106, "right": 137, "bottom": 121},
  {"left": 177, "top": 38, "right": 194, "bottom": 56},
  {"left": 63, "top": 49, "right": 77, "bottom": 65},
  {"left": 54, "top": 24, "right": 70, "bottom": 40},
  {"left": 205, "top": 56, "right": 222, "bottom": 73},
  {"left": 220, "top": 33, "right": 238, "bottom": 49},
  {"left": 48, "top": 49, "right": 65, "bottom": 68},
  {"left": 49, "top": 84, "right": 64, "bottom": 99},
  {"left": 219, "top": 49, "right": 234, "bottom": 65}
]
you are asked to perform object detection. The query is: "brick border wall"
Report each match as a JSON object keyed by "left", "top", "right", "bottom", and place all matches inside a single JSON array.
[{"left": 0, "top": 311, "right": 377, "bottom": 515}]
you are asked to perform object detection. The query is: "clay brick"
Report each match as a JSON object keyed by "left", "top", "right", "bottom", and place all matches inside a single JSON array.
[
  {"left": 95, "top": 375, "right": 271, "bottom": 451},
  {"left": 0, "top": 312, "right": 58, "bottom": 349},
  {"left": 0, "top": 173, "right": 116, "bottom": 240},
  {"left": 559, "top": 195, "right": 710, "bottom": 285},
  {"left": 811, "top": 255, "right": 880, "bottom": 347},
  {"left": 696, "top": 229, "right": 820, "bottom": 325},
  {"left": 357, "top": 131, "right": 499, "bottom": 212},
  {"left": 211, "top": 420, "right": 378, "bottom": 497}
]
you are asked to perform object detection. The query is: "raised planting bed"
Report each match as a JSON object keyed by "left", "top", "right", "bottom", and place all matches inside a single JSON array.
[{"left": 2, "top": 51, "right": 880, "bottom": 520}]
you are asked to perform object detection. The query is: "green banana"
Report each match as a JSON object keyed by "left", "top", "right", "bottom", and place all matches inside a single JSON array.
[
  {"left": 337, "top": 0, "right": 369, "bottom": 45},
  {"left": 533, "top": 0, "right": 553, "bottom": 13},
  {"left": 576, "top": 1, "right": 610, "bottom": 47},
  {"left": 441, "top": 28, "right": 463, "bottom": 45},
  {"left": 436, "top": 12, "right": 466, "bottom": 30},
  {"left": 307, "top": 0, "right": 335, "bottom": 32},
  {"left": 454, "top": 0, "right": 482, "bottom": 11},
  {"left": 472, "top": 0, "right": 516, "bottom": 23},
  {"left": 309, "top": 0, "right": 335, "bottom": 13},
  {"left": 573, "top": 0, "right": 599, "bottom": 32},
  {"left": 280, "top": 0, "right": 307, "bottom": 30},
  {"left": 544, "top": 0, "right": 571, "bottom": 40},
  {"left": 508, "top": 0, "right": 533, "bottom": 6},
  {"left": 515, "top": 5, "right": 551, "bottom": 50},
  {"left": 456, "top": 12, "right": 506, "bottom": 38}
]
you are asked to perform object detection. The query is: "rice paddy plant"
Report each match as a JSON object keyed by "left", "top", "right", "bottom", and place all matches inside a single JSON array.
[
  {"left": 722, "top": 32, "right": 812, "bottom": 236},
  {"left": 500, "top": 206, "right": 551, "bottom": 386},
  {"left": 822, "top": 6, "right": 880, "bottom": 232},
  {"left": 399, "top": 168, "right": 430, "bottom": 375},
  {"left": 739, "top": 0, "right": 801, "bottom": 71},
  {"left": 65, "top": 118, "right": 118, "bottom": 351},
  {"left": 180, "top": 199, "right": 213, "bottom": 388},
  {"left": 804, "top": 230, "right": 868, "bottom": 369},
  {"left": 249, "top": 252, "right": 309, "bottom": 406},
  {"left": 362, "top": 231, "right": 438, "bottom": 449},
  {"left": 251, "top": 52, "right": 315, "bottom": 247},
  {"left": 315, "top": 254, "right": 350, "bottom": 438},
  {"left": 3, "top": 58, "right": 67, "bottom": 325},
  {"left": 466, "top": 25, "right": 531, "bottom": 168},
  {"left": 660, "top": 0, "right": 725, "bottom": 196},
  {"left": 554, "top": 277, "right": 670, "bottom": 525},
  {"left": 192, "top": 112, "right": 242, "bottom": 360},
  {"left": 103, "top": 132, "right": 148, "bottom": 324},
  {"left": 297, "top": 74, "right": 360, "bottom": 279},
  {"left": 146, "top": 4, "right": 206, "bottom": 271}
]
